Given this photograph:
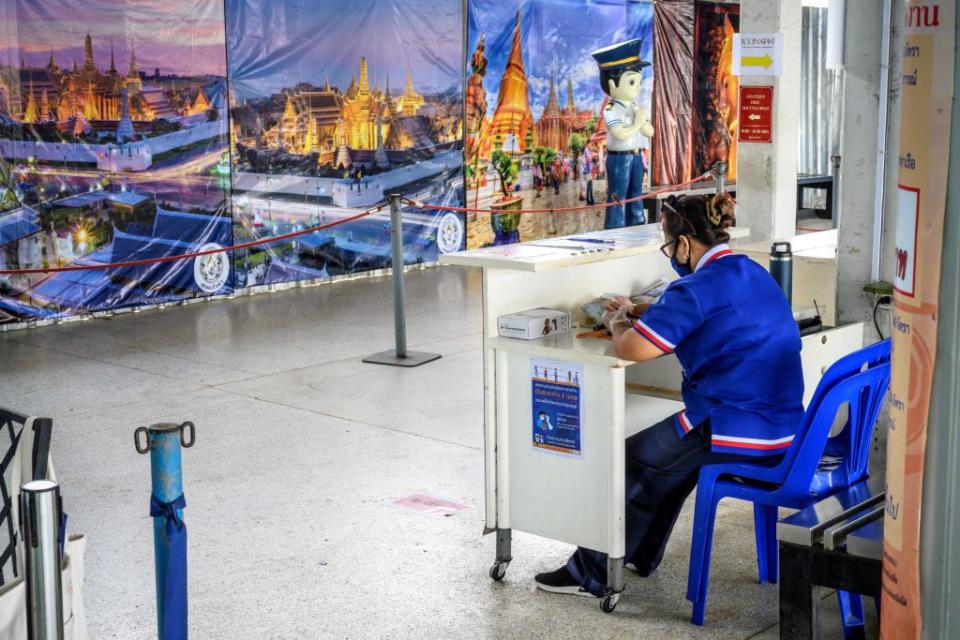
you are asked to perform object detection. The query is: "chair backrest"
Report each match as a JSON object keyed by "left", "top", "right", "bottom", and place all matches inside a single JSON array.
[
  {"left": 817, "top": 339, "right": 891, "bottom": 488},
  {"left": 807, "top": 339, "right": 891, "bottom": 416},
  {"left": 766, "top": 340, "right": 891, "bottom": 498},
  {"left": 777, "top": 361, "right": 891, "bottom": 503}
]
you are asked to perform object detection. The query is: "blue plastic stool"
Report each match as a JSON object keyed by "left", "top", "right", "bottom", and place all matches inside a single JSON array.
[{"left": 686, "top": 340, "right": 891, "bottom": 632}]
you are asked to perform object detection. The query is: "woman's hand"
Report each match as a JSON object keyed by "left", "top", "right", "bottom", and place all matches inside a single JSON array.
[
  {"left": 603, "top": 296, "right": 649, "bottom": 321},
  {"left": 602, "top": 296, "right": 664, "bottom": 362}
]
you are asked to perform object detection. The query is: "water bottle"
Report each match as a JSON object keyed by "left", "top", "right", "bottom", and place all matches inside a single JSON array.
[{"left": 770, "top": 242, "right": 793, "bottom": 304}]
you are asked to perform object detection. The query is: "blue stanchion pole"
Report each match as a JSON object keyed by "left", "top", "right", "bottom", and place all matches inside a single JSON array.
[{"left": 135, "top": 422, "right": 194, "bottom": 640}]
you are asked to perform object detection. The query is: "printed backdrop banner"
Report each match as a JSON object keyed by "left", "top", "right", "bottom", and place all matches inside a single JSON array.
[
  {"left": 651, "top": 0, "right": 695, "bottom": 188},
  {"left": 0, "top": 0, "right": 233, "bottom": 324},
  {"left": 224, "top": 0, "right": 465, "bottom": 288},
  {"left": 466, "top": 0, "right": 654, "bottom": 249},
  {"left": 652, "top": 0, "right": 738, "bottom": 186},
  {"left": 693, "top": 1, "right": 739, "bottom": 183}
]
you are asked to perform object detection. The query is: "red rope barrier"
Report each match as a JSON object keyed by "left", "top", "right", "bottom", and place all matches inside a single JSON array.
[
  {"left": 0, "top": 205, "right": 383, "bottom": 276},
  {"left": 402, "top": 172, "right": 715, "bottom": 214},
  {"left": 0, "top": 172, "right": 725, "bottom": 277}
]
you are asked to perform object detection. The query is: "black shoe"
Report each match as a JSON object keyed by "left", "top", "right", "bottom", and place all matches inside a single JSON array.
[
  {"left": 624, "top": 562, "right": 657, "bottom": 577},
  {"left": 534, "top": 566, "right": 597, "bottom": 598}
]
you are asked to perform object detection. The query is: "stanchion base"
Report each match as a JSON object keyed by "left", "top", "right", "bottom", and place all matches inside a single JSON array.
[{"left": 362, "top": 350, "right": 441, "bottom": 368}]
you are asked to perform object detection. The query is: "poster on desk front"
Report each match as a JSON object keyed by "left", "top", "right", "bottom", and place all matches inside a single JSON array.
[
  {"left": 531, "top": 357, "right": 583, "bottom": 457},
  {"left": 466, "top": 0, "right": 654, "bottom": 249},
  {"left": 0, "top": 0, "right": 233, "bottom": 325},
  {"left": 224, "top": 0, "right": 465, "bottom": 288},
  {"left": 881, "top": 2, "right": 956, "bottom": 639}
]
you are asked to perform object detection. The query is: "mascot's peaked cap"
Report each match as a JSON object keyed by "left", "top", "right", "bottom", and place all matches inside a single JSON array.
[{"left": 591, "top": 39, "right": 650, "bottom": 72}]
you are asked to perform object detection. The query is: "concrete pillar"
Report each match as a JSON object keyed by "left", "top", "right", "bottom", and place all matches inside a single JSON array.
[
  {"left": 881, "top": 0, "right": 908, "bottom": 285},
  {"left": 834, "top": 0, "right": 886, "bottom": 334},
  {"left": 736, "top": 0, "right": 802, "bottom": 242}
]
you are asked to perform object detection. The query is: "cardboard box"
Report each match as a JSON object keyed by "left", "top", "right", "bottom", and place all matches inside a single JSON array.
[{"left": 498, "top": 308, "right": 572, "bottom": 340}]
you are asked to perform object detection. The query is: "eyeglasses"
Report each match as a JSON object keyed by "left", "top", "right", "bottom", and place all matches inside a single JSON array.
[{"left": 660, "top": 196, "right": 694, "bottom": 260}]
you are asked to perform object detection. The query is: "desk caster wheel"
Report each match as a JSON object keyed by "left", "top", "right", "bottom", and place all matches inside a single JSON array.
[
  {"left": 489, "top": 562, "right": 508, "bottom": 581},
  {"left": 600, "top": 594, "right": 619, "bottom": 613}
]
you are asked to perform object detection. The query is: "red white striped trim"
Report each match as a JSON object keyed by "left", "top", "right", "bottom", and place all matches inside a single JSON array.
[
  {"left": 633, "top": 319, "right": 675, "bottom": 352},
  {"left": 678, "top": 411, "right": 694, "bottom": 433},
  {"left": 711, "top": 434, "right": 795, "bottom": 451},
  {"left": 695, "top": 244, "right": 733, "bottom": 272}
]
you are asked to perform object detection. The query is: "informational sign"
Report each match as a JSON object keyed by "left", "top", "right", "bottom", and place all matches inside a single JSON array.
[
  {"left": 738, "top": 86, "right": 775, "bottom": 143},
  {"left": 893, "top": 186, "right": 920, "bottom": 296},
  {"left": 732, "top": 32, "right": 783, "bottom": 77},
  {"left": 531, "top": 358, "right": 583, "bottom": 457},
  {"left": 881, "top": 3, "right": 956, "bottom": 639}
]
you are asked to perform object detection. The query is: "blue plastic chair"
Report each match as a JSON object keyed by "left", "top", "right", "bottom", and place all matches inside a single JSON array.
[{"left": 685, "top": 340, "right": 892, "bottom": 630}]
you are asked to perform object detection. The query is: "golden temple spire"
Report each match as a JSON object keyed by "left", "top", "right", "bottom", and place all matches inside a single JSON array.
[
  {"left": 282, "top": 92, "right": 296, "bottom": 119},
  {"left": 507, "top": 5, "right": 525, "bottom": 77},
  {"left": 544, "top": 63, "right": 559, "bottom": 114},
  {"left": 83, "top": 33, "right": 95, "bottom": 74},
  {"left": 405, "top": 62, "right": 414, "bottom": 95},
  {"left": 489, "top": 2, "right": 535, "bottom": 153},
  {"left": 358, "top": 57, "right": 370, "bottom": 97},
  {"left": 23, "top": 77, "right": 38, "bottom": 123},
  {"left": 128, "top": 43, "right": 139, "bottom": 78}
]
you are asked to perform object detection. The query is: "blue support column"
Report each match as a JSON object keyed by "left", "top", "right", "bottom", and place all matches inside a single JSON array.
[{"left": 136, "top": 422, "right": 194, "bottom": 640}]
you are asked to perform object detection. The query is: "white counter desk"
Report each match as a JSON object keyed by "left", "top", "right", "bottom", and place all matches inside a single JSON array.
[{"left": 441, "top": 225, "right": 863, "bottom": 612}]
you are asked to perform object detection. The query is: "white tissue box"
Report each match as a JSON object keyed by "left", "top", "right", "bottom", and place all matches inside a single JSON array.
[{"left": 498, "top": 309, "right": 572, "bottom": 340}]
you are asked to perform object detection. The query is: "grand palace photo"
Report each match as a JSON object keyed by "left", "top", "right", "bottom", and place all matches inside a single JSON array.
[
  {"left": 0, "top": 33, "right": 218, "bottom": 136},
  {"left": 233, "top": 56, "right": 462, "bottom": 170}
]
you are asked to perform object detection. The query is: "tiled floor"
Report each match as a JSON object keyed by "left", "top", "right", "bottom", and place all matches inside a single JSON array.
[{"left": 1, "top": 266, "right": 874, "bottom": 639}]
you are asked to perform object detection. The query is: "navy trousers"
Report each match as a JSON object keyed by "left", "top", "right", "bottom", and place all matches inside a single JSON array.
[
  {"left": 604, "top": 152, "right": 646, "bottom": 229},
  {"left": 566, "top": 416, "right": 759, "bottom": 596}
]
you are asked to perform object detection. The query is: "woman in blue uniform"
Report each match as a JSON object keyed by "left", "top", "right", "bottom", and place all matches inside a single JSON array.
[{"left": 535, "top": 193, "right": 805, "bottom": 598}]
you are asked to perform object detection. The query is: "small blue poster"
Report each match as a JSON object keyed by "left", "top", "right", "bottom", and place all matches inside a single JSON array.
[{"left": 531, "top": 358, "right": 583, "bottom": 457}]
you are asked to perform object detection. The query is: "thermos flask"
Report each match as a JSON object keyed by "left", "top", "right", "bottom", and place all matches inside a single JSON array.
[{"left": 770, "top": 242, "right": 793, "bottom": 305}]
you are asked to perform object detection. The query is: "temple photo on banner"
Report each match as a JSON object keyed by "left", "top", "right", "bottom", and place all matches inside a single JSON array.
[
  {"left": 0, "top": 0, "right": 743, "bottom": 325},
  {"left": 466, "top": 0, "right": 655, "bottom": 249},
  {"left": 225, "top": 0, "right": 466, "bottom": 288},
  {"left": 0, "top": 0, "right": 232, "bottom": 324}
]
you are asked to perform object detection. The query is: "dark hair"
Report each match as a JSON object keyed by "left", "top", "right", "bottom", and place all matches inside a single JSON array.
[
  {"left": 662, "top": 193, "right": 736, "bottom": 246},
  {"left": 599, "top": 68, "right": 630, "bottom": 96}
]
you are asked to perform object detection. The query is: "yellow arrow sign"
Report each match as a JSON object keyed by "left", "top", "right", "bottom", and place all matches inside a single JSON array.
[{"left": 742, "top": 53, "right": 774, "bottom": 69}]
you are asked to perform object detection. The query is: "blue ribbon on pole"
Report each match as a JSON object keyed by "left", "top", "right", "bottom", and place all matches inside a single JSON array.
[{"left": 150, "top": 494, "right": 187, "bottom": 640}]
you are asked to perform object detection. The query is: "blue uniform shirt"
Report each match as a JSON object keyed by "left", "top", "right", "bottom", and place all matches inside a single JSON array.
[{"left": 633, "top": 245, "right": 804, "bottom": 457}]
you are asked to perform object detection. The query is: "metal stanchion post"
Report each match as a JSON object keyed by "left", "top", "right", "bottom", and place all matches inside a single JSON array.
[
  {"left": 363, "top": 193, "right": 441, "bottom": 367},
  {"left": 714, "top": 161, "right": 727, "bottom": 194},
  {"left": 135, "top": 422, "right": 194, "bottom": 640},
  {"left": 831, "top": 154, "right": 842, "bottom": 228},
  {"left": 21, "top": 480, "right": 64, "bottom": 640}
]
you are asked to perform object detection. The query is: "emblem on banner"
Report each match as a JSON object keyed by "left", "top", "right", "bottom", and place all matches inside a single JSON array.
[
  {"left": 193, "top": 243, "right": 230, "bottom": 293},
  {"left": 437, "top": 213, "right": 465, "bottom": 254}
]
